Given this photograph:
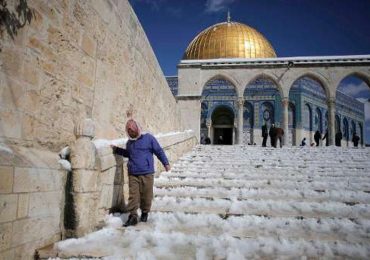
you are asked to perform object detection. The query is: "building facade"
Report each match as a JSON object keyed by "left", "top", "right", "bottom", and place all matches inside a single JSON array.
[{"left": 167, "top": 19, "right": 369, "bottom": 146}]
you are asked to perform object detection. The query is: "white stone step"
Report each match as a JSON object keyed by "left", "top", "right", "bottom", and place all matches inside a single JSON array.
[
  {"left": 152, "top": 196, "right": 370, "bottom": 219},
  {"left": 154, "top": 186, "right": 370, "bottom": 204},
  {"left": 155, "top": 176, "right": 370, "bottom": 192}
]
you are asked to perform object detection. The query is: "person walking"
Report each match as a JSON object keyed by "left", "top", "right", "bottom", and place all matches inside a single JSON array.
[
  {"left": 352, "top": 132, "right": 360, "bottom": 147},
  {"left": 261, "top": 123, "right": 268, "bottom": 147},
  {"left": 269, "top": 124, "right": 277, "bottom": 148},
  {"left": 275, "top": 127, "right": 284, "bottom": 148},
  {"left": 217, "top": 135, "right": 224, "bottom": 145},
  {"left": 322, "top": 129, "right": 329, "bottom": 146},
  {"left": 335, "top": 131, "right": 342, "bottom": 147},
  {"left": 314, "top": 130, "right": 321, "bottom": 147},
  {"left": 111, "top": 119, "right": 171, "bottom": 227}
]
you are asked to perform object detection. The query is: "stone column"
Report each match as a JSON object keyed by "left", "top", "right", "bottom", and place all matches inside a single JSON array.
[
  {"left": 237, "top": 98, "right": 244, "bottom": 144},
  {"left": 327, "top": 99, "right": 336, "bottom": 146},
  {"left": 69, "top": 118, "right": 98, "bottom": 237},
  {"left": 206, "top": 119, "right": 211, "bottom": 143},
  {"left": 282, "top": 98, "right": 289, "bottom": 146}
]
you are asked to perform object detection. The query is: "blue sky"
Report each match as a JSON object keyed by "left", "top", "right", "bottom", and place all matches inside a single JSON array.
[{"left": 129, "top": 0, "right": 370, "bottom": 143}]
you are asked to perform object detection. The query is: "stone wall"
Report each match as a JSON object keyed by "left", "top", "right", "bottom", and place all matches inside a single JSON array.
[
  {"left": 0, "top": 144, "right": 66, "bottom": 259},
  {"left": 0, "top": 0, "right": 194, "bottom": 259},
  {"left": 1, "top": 0, "right": 183, "bottom": 150}
]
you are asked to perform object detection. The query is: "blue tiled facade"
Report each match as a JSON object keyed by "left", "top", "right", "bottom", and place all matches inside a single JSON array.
[{"left": 166, "top": 76, "right": 364, "bottom": 142}]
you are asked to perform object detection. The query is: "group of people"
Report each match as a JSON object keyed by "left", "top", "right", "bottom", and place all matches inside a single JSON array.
[
  {"left": 262, "top": 123, "right": 284, "bottom": 148},
  {"left": 300, "top": 130, "right": 360, "bottom": 147},
  {"left": 334, "top": 131, "right": 360, "bottom": 147}
]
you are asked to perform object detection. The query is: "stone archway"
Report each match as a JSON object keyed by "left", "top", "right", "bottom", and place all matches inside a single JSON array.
[
  {"left": 289, "top": 76, "right": 328, "bottom": 146},
  {"left": 211, "top": 105, "right": 235, "bottom": 145}
]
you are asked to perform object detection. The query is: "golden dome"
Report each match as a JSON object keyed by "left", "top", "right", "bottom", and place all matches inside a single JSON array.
[{"left": 183, "top": 21, "right": 277, "bottom": 60}]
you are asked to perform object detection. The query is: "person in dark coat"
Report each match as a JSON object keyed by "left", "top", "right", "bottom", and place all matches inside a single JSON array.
[
  {"left": 269, "top": 124, "right": 277, "bottom": 147},
  {"left": 300, "top": 137, "right": 307, "bottom": 146},
  {"left": 217, "top": 135, "right": 224, "bottom": 145},
  {"left": 261, "top": 123, "right": 268, "bottom": 147},
  {"left": 205, "top": 137, "right": 211, "bottom": 144},
  {"left": 314, "top": 130, "right": 321, "bottom": 146},
  {"left": 275, "top": 127, "right": 284, "bottom": 148},
  {"left": 352, "top": 132, "right": 360, "bottom": 147},
  {"left": 322, "top": 129, "right": 329, "bottom": 146},
  {"left": 335, "top": 131, "right": 342, "bottom": 147},
  {"left": 111, "top": 119, "right": 170, "bottom": 227}
]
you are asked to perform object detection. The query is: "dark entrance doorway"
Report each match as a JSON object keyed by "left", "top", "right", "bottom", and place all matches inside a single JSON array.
[
  {"left": 211, "top": 105, "right": 234, "bottom": 145},
  {"left": 214, "top": 127, "right": 233, "bottom": 145}
]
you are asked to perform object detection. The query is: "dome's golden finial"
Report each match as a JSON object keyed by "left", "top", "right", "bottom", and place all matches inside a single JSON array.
[{"left": 227, "top": 10, "right": 231, "bottom": 23}]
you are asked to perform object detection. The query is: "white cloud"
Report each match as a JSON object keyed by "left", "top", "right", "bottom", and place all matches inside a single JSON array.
[
  {"left": 205, "top": 0, "right": 236, "bottom": 13},
  {"left": 339, "top": 82, "right": 369, "bottom": 97}
]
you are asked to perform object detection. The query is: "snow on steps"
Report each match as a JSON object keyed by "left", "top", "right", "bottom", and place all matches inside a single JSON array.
[{"left": 48, "top": 145, "right": 370, "bottom": 259}]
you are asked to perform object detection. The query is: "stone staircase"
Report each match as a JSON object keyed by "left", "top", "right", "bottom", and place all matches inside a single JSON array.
[{"left": 43, "top": 145, "right": 370, "bottom": 259}]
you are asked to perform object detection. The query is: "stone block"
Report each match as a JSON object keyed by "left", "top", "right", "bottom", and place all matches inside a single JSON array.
[
  {"left": 0, "top": 249, "right": 14, "bottom": 260},
  {"left": 99, "top": 167, "right": 116, "bottom": 185},
  {"left": 98, "top": 184, "right": 114, "bottom": 209},
  {"left": 13, "top": 146, "right": 61, "bottom": 169},
  {"left": 91, "top": 0, "right": 114, "bottom": 25},
  {"left": 73, "top": 192, "right": 99, "bottom": 235},
  {"left": 28, "top": 191, "right": 62, "bottom": 218},
  {"left": 0, "top": 166, "right": 13, "bottom": 193},
  {"left": 113, "top": 167, "right": 123, "bottom": 185},
  {"left": 0, "top": 194, "right": 17, "bottom": 223},
  {"left": 70, "top": 139, "right": 96, "bottom": 170},
  {"left": 96, "top": 146, "right": 113, "bottom": 157},
  {"left": 0, "top": 47, "right": 23, "bottom": 77},
  {"left": 73, "top": 170, "right": 98, "bottom": 192},
  {"left": 0, "top": 109, "right": 22, "bottom": 139},
  {"left": 77, "top": 71, "right": 94, "bottom": 88},
  {"left": 0, "top": 222, "right": 12, "bottom": 251},
  {"left": 74, "top": 118, "right": 95, "bottom": 138},
  {"left": 14, "top": 167, "right": 64, "bottom": 193},
  {"left": 23, "top": 63, "right": 40, "bottom": 86},
  {"left": 18, "top": 90, "right": 41, "bottom": 115},
  {"left": 17, "top": 193, "right": 29, "bottom": 219},
  {"left": 0, "top": 80, "right": 16, "bottom": 111},
  {"left": 14, "top": 232, "right": 61, "bottom": 260},
  {"left": 123, "top": 183, "right": 129, "bottom": 205},
  {"left": 81, "top": 33, "right": 96, "bottom": 58},
  {"left": 99, "top": 154, "right": 116, "bottom": 171},
  {"left": 123, "top": 165, "right": 129, "bottom": 184},
  {"left": 11, "top": 217, "right": 60, "bottom": 247},
  {"left": 0, "top": 144, "right": 14, "bottom": 167}
]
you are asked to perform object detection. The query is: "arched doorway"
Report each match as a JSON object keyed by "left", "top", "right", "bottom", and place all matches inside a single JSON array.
[
  {"left": 289, "top": 76, "right": 328, "bottom": 146},
  {"left": 244, "top": 77, "right": 281, "bottom": 146},
  {"left": 211, "top": 105, "right": 235, "bottom": 145},
  {"left": 200, "top": 77, "right": 237, "bottom": 144},
  {"left": 336, "top": 75, "right": 370, "bottom": 147}
]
